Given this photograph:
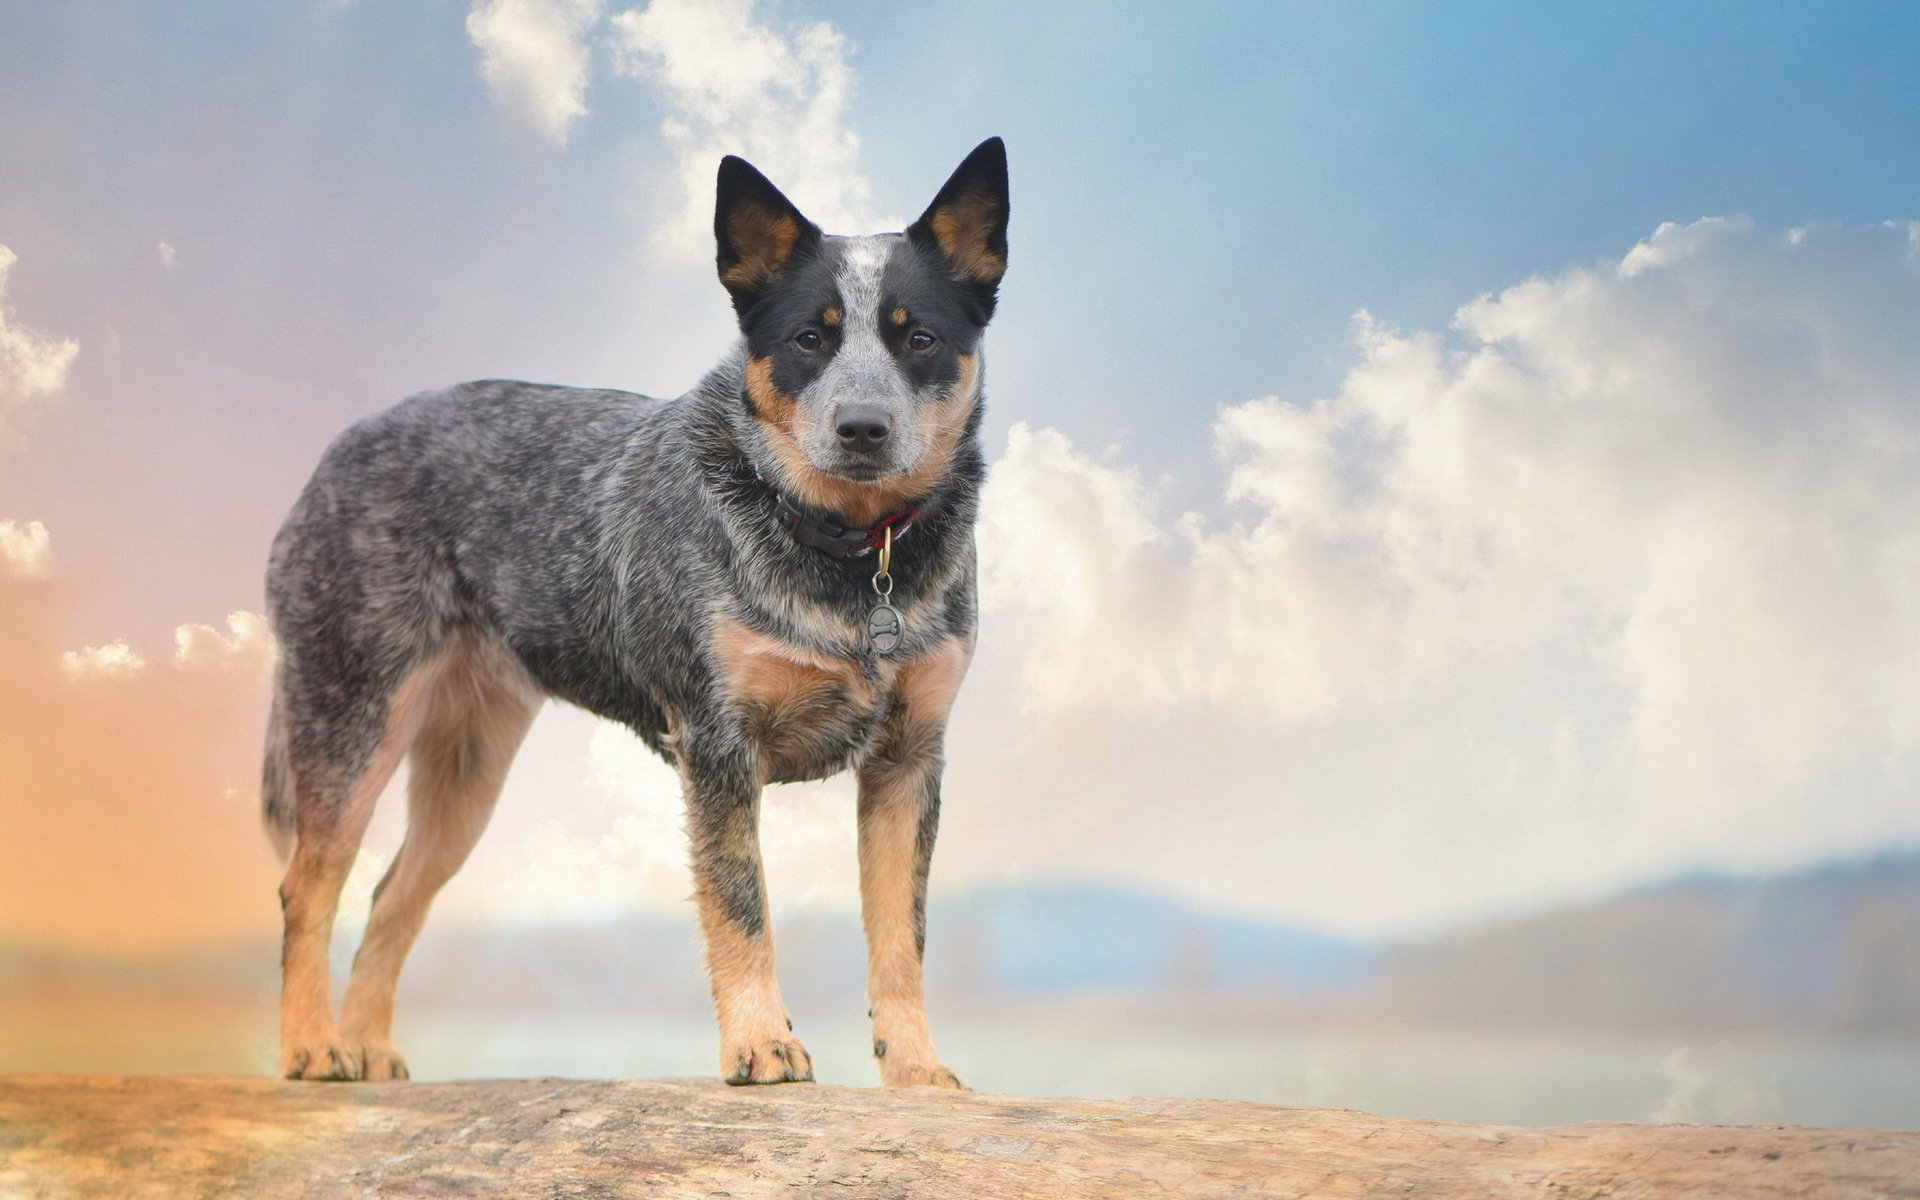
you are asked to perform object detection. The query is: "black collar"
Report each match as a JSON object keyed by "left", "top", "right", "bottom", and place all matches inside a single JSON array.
[{"left": 744, "top": 462, "right": 924, "bottom": 561}]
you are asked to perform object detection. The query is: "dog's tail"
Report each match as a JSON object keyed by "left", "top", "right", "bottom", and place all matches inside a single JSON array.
[{"left": 261, "top": 690, "right": 296, "bottom": 863}]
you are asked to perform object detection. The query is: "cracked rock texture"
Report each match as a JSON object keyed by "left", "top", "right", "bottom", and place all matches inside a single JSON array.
[{"left": 1, "top": 1075, "right": 1916, "bottom": 1198}]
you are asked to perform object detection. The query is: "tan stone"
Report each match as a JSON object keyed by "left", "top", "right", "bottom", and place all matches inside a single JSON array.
[{"left": 0, "top": 1075, "right": 1914, "bottom": 1198}]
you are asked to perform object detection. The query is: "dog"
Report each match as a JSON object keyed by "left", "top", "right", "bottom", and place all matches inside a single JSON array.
[{"left": 261, "top": 138, "right": 1007, "bottom": 1088}]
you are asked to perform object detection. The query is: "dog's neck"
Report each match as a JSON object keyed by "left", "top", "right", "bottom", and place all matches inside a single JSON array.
[{"left": 738, "top": 458, "right": 923, "bottom": 561}]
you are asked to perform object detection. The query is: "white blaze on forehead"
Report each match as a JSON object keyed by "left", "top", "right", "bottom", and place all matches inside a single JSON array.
[
  {"left": 830, "top": 235, "right": 896, "bottom": 330},
  {"left": 820, "top": 235, "right": 902, "bottom": 387}
]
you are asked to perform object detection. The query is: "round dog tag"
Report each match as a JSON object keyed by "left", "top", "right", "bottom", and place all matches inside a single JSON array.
[{"left": 867, "top": 603, "right": 903, "bottom": 655}]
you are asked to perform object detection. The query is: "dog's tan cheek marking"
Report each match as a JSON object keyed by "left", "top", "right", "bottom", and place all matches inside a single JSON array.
[
  {"left": 745, "top": 355, "right": 797, "bottom": 425},
  {"left": 883, "top": 350, "right": 980, "bottom": 504},
  {"left": 749, "top": 355, "right": 870, "bottom": 519},
  {"left": 858, "top": 637, "right": 971, "bottom": 1086}
]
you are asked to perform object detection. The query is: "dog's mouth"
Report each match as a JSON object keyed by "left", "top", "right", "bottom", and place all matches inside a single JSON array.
[
  {"left": 825, "top": 461, "right": 890, "bottom": 483},
  {"left": 812, "top": 445, "right": 917, "bottom": 483}
]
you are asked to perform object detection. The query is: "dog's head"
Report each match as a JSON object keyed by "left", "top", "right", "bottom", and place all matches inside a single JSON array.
[{"left": 715, "top": 139, "right": 1007, "bottom": 520}]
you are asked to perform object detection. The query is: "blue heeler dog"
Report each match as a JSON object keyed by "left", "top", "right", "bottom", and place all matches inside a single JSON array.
[{"left": 262, "top": 139, "right": 1007, "bottom": 1088}]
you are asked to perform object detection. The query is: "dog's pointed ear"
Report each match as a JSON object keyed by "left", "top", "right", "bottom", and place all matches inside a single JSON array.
[
  {"left": 907, "top": 137, "right": 1009, "bottom": 313},
  {"left": 715, "top": 155, "right": 821, "bottom": 316}
]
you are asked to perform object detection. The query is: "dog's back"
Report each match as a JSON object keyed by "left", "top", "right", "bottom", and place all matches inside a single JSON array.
[{"left": 261, "top": 378, "right": 675, "bottom": 846}]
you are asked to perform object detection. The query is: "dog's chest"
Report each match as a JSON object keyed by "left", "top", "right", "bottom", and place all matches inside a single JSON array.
[{"left": 711, "top": 616, "right": 892, "bottom": 783}]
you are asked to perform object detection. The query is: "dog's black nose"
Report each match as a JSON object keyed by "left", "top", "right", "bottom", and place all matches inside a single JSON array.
[{"left": 834, "top": 406, "right": 892, "bottom": 453}]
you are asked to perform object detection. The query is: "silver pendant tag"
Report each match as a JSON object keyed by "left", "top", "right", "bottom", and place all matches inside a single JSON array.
[
  {"left": 868, "top": 602, "right": 903, "bottom": 655},
  {"left": 868, "top": 525, "right": 903, "bottom": 655}
]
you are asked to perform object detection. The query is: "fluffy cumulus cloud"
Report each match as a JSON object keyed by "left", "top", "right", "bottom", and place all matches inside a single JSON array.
[
  {"left": 608, "top": 0, "right": 877, "bottom": 254},
  {"left": 0, "top": 245, "right": 78, "bottom": 435},
  {"left": 459, "top": 0, "right": 876, "bottom": 253},
  {"left": 959, "top": 217, "right": 1920, "bottom": 932},
  {"left": 0, "top": 518, "right": 52, "bottom": 578},
  {"left": 466, "top": 0, "right": 604, "bottom": 144}
]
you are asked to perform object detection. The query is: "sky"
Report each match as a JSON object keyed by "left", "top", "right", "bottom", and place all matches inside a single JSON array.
[{"left": 2, "top": 0, "right": 1919, "bottom": 954}]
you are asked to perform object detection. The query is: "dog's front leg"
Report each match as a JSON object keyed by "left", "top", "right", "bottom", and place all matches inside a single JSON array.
[
  {"left": 857, "top": 639, "right": 971, "bottom": 1089},
  {"left": 681, "top": 737, "right": 812, "bottom": 1085}
]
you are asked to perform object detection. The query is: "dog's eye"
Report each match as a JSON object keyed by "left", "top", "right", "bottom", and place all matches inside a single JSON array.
[
  {"left": 907, "top": 330, "right": 937, "bottom": 353},
  {"left": 793, "top": 329, "right": 824, "bottom": 353}
]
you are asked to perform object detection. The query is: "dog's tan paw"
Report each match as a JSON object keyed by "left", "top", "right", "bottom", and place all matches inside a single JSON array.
[
  {"left": 876, "top": 1047, "right": 967, "bottom": 1090},
  {"left": 282, "top": 1041, "right": 365, "bottom": 1081},
  {"left": 357, "top": 1044, "right": 411, "bottom": 1081},
  {"left": 722, "top": 1036, "right": 815, "bottom": 1085}
]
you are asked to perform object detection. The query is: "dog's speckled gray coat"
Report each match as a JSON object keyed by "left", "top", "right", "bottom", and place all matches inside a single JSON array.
[
  {"left": 263, "top": 139, "right": 1007, "bottom": 1086},
  {"left": 264, "top": 340, "right": 982, "bottom": 806}
]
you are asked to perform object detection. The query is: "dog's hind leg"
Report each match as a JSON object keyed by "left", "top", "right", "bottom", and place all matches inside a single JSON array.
[
  {"left": 277, "top": 681, "right": 421, "bottom": 1081},
  {"left": 856, "top": 637, "right": 971, "bottom": 1089},
  {"left": 338, "top": 638, "right": 541, "bottom": 1080}
]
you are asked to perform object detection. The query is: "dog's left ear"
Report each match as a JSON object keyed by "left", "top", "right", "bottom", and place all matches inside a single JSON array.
[
  {"left": 907, "top": 137, "right": 1009, "bottom": 318},
  {"left": 715, "top": 155, "right": 822, "bottom": 318}
]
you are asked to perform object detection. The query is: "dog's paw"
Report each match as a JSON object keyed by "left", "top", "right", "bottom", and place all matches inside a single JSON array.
[
  {"left": 357, "top": 1043, "right": 411, "bottom": 1081},
  {"left": 877, "top": 1052, "right": 968, "bottom": 1090},
  {"left": 282, "top": 1041, "right": 365, "bottom": 1082},
  {"left": 721, "top": 1035, "right": 815, "bottom": 1085}
]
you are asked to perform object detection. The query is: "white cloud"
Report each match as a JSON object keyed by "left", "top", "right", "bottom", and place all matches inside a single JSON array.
[
  {"left": 608, "top": 0, "right": 878, "bottom": 255},
  {"left": 157, "top": 241, "right": 176, "bottom": 270},
  {"left": 0, "top": 518, "right": 52, "bottom": 578},
  {"left": 466, "top": 0, "right": 603, "bottom": 144},
  {"left": 0, "top": 245, "right": 79, "bottom": 432},
  {"left": 58, "top": 613, "right": 274, "bottom": 682},
  {"left": 172, "top": 610, "right": 276, "bottom": 670},
  {"left": 60, "top": 640, "right": 148, "bottom": 680},
  {"left": 960, "top": 217, "right": 1920, "bottom": 932}
]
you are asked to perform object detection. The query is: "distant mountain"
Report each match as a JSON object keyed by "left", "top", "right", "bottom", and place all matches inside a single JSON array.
[
  {"left": 1360, "top": 852, "right": 1920, "bottom": 1035},
  {"left": 925, "top": 884, "right": 1380, "bottom": 995},
  {"left": 6, "top": 856, "right": 1917, "bottom": 1038},
  {"left": 384, "top": 883, "right": 1382, "bottom": 1014}
]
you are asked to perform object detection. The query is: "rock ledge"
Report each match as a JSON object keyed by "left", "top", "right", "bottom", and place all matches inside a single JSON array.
[{"left": 1, "top": 1075, "right": 1914, "bottom": 1198}]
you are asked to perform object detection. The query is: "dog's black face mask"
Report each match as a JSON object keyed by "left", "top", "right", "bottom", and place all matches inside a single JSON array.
[{"left": 714, "top": 140, "right": 1008, "bottom": 491}]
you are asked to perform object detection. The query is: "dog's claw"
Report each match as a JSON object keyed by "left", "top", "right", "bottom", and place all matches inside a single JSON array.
[
  {"left": 283, "top": 1041, "right": 365, "bottom": 1082},
  {"left": 723, "top": 1036, "right": 815, "bottom": 1085},
  {"left": 880, "top": 1060, "right": 967, "bottom": 1090},
  {"left": 359, "top": 1044, "right": 411, "bottom": 1081}
]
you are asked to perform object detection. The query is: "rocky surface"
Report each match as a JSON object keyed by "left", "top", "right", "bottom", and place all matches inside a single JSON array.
[{"left": 1, "top": 1075, "right": 1915, "bottom": 1198}]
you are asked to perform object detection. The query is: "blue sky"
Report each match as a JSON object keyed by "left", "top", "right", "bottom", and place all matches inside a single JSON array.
[{"left": 3, "top": 1, "right": 1919, "bottom": 950}]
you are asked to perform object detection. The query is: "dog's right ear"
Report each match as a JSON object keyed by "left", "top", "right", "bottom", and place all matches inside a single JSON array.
[{"left": 715, "top": 156, "right": 821, "bottom": 318}]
